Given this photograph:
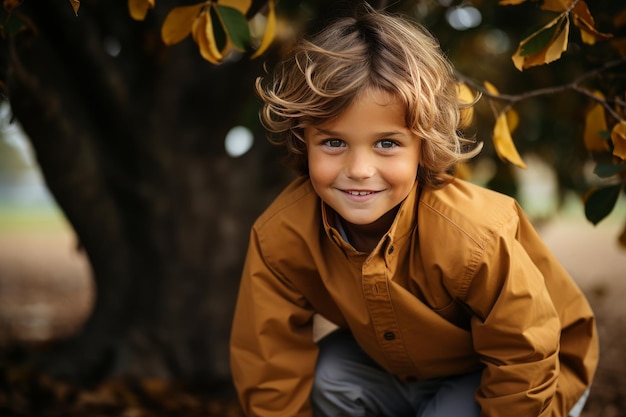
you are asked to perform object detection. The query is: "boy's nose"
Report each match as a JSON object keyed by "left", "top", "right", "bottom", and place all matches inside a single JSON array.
[{"left": 345, "top": 150, "right": 375, "bottom": 180}]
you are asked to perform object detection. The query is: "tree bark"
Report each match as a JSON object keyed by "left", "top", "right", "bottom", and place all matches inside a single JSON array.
[
  {"left": 2, "top": 0, "right": 393, "bottom": 386},
  {"left": 6, "top": 0, "right": 289, "bottom": 384}
]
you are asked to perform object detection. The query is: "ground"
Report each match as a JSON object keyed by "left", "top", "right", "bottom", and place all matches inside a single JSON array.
[{"left": 0, "top": 212, "right": 624, "bottom": 417}]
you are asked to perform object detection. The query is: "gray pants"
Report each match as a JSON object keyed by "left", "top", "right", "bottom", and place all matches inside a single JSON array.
[{"left": 310, "top": 330, "right": 589, "bottom": 417}]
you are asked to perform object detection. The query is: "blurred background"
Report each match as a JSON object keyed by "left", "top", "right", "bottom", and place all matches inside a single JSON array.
[{"left": 0, "top": 0, "right": 624, "bottom": 416}]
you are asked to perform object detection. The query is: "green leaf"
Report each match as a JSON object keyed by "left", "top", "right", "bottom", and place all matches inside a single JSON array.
[
  {"left": 584, "top": 184, "right": 622, "bottom": 225},
  {"left": 216, "top": 5, "right": 250, "bottom": 51},
  {"left": 521, "top": 16, "right": 566, "bottom": 56},
  {"left": 593, "top": 163, "right": 626, "bottom": 178}
]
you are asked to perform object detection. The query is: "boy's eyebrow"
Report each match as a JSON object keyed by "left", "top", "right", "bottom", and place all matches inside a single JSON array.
[
  {"left": 310, "top": 127, "right": 344, "bottom": 137},
  {"left": 311, "top": 127, "right": 409, "bottom": 137}
]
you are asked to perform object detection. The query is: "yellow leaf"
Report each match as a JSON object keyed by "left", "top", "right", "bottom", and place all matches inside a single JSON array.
[
  {"left": 483, "top": 81, "right": 518, "bottom": 132},
  {"left": 506, "top": 108, "right": 519, "bottom": 132},
  {"left": 498, "top": 0, "right": 527, "bottom": 5},
  {"left": 218, "top": 0, "right": 250, "bottom": 14},
  {"left": 251, "top": 0, "right": 276, "bottom": 59},
  {"left": 572, "top": 1, "right": 613, "bottom": 45},
  {"left": 67, "top": 0, "right": 80, "bottom": 16},
  {"left": 493, "top": 112, "right": 526, "bottom": 169},
  {"left": 611, "top": 121, "right": 626, "bottom": 160},
  {"left": 161, "top": 3, "right": 204, "bottom": 46},
  {"left": 128, "top": 0, "right": 155, "bottom": 21},
  {"left": 192, "top": 9, "right": 222, "bottom": 64},
  {"left": 583, "top": 93, "right": 610, "bottom": 152},
  {"left": 544, "top": 15, "right": 570, "bottom": 63},
  {"left": 221, "top": 37, "right": 238, "bottom": 59},
  {"left": 511, "top": 49, "right": 523, "bottom": 71},
  {"left": 511, "top": 15, "right": 569, "bottom": 70},
  {"left": 483, "top": 80, "right": 498, "bottom": 95},
  {"left": 456, "top": 83, "right": 475, "bottom": 129},
  {"left": 457, "top": 82, "right": 475, "bottom": 104},
  {"left": 540, "top": 0, "right": 572, "bottom": 12},
  {"left": 250, "top": 1, "right": 277, "bottom": 57}
]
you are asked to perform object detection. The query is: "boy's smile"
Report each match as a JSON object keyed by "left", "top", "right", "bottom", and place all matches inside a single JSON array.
[{"left": 304, "top": 88, "right": 421, "bottom": 242}]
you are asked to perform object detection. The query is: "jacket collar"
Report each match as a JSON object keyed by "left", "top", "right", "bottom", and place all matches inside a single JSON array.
[{"left": 321, "top": 181, "right": 420, "bottom": 256}]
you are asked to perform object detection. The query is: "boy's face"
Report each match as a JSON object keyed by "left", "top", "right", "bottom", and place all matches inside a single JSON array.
[{"left": 304, "top": 89, "right": 420, "bottom": 228}]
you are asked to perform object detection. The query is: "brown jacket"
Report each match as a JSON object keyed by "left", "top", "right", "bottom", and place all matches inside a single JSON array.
[{"left": 230, "top": 176, "right": 598, "bottom": 417}]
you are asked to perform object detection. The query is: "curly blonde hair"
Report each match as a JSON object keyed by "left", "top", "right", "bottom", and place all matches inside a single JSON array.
[{"left": 256, "top": 6, "right": 481, "bottom": 188}]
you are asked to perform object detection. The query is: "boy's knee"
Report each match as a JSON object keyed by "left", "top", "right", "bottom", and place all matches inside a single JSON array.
[
  {"left": 311, "top": 333, "right": 379, "bottom": 415},
  {"left": 310, "top": 370, "right": 369, "bottom": 416},
  {"left": 312, "top": 352, "right": 363, "bottom": 397}
]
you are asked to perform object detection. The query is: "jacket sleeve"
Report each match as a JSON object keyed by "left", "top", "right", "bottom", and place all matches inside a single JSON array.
[
  {"left": 464, "top": 209, "right": 562, "bottom": 417},
  {"left": 515, "top": 206, "right": 598, "bottom": 415},
  {"left": 230, "top": 226, "right": 317, "bottom": 417}
]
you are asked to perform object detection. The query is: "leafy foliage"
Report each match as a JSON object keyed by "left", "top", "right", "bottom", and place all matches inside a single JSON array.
[
  {"left": 61, "top": 0, "right": 274, "bottom": 61},
  {"left": 515, "top": 14, "right": 569, "bottom": 67},
  {"left": 151, "top": 0, "right": 274, "bottom": 63},
  {"left": 463, "top": 0, "right": 626, "bottom": 246}
]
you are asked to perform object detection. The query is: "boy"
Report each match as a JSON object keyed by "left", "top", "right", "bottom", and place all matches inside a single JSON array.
[{"left": 230, "top": 6, "right": 598, "bottom": 417}]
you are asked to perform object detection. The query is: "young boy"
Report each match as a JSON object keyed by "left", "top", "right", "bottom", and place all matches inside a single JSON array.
[{"left": 230, "top": 6, "right": 598, "bottom": 417}]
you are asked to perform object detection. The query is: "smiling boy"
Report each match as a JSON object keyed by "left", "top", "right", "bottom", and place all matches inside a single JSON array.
[
  {"left": 306, "top": 89, "right": 419, "bottom": 253},
  {"left": 230, "top": 6, "right": 598, "bottom": 417}
]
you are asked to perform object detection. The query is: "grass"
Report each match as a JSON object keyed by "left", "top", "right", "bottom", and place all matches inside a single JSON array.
[{"left": 0, "top": 204, "right": 72, "bottom": 234}]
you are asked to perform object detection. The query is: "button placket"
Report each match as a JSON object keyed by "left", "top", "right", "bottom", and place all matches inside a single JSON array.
[
  {"left": 361, "top": 253, "right": 414, "bottom": 375},
  {"left": 383, "top": 331, "right": 395, "bottom": 340}
]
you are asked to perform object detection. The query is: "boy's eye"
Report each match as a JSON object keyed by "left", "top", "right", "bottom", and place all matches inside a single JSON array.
[
  {"left": 323, "top": 139, "right": 345, "bottom": 148},
  {"left": 376, "top": 139, "right": 398, "bottom": 149}
]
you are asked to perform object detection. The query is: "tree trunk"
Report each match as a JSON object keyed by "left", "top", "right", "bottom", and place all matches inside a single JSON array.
[{"left": 5, "top": 0, "right": 289, "bottom": 385}]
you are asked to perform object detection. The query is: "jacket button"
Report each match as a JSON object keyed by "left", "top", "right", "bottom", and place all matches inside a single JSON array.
[
  {"left": 383, "top": 331, "right": 395, "bottom": 340},
  {"left": 387, "top": 246, "right": 394, "bottom": 254}
]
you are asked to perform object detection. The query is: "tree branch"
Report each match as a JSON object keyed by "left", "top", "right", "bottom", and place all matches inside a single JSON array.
[{"left": 456, "top": 58, "right": 626, "bottom": 121}]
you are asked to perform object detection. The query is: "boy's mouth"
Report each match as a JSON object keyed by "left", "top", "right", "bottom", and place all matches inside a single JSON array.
[
  {"left": 342, "top": 190, "right": 378, "bottom": 197},
  {"left": 344, "top": 190, "right": 377, "bottom": 196}
]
